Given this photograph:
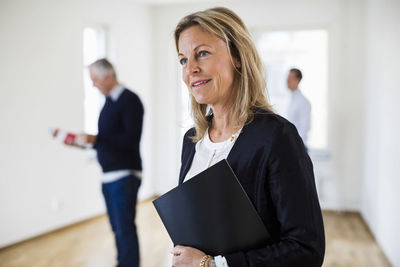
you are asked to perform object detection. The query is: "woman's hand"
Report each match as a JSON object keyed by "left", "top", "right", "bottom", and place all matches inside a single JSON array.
[{"left": 171, "top": 245, "right": 210, "bottom": 267}]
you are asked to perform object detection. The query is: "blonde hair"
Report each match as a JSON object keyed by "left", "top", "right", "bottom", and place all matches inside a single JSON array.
[{"left": 175, "top": 7, "right": 273, "bottom": 141}]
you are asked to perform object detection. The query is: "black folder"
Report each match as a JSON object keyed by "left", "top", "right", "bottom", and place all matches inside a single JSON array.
[{"left": 152, "top": 160, "right": 270, "bottom": 256}]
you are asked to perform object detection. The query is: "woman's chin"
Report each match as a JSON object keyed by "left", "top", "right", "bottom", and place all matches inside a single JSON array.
[{"left": 193, "top": 96, "right": 210, "bottom": 105}]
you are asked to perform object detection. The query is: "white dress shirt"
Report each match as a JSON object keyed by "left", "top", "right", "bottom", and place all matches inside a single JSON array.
[{"left": 287, "top": 89, "right": 311, "bottom": 144}]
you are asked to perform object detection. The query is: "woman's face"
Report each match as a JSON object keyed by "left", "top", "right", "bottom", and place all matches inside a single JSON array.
[{"left": 178, "top": 26, "right": 239, "bottom": 107}]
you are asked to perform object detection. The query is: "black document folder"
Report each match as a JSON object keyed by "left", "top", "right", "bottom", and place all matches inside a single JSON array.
[{"left": 153, "top": 160, "right": 270, "bottom": 256}]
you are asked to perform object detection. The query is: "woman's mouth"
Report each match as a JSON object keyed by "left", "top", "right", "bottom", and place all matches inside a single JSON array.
[{"left": 191, "top": 79, "right": 211, "bottom": 88}]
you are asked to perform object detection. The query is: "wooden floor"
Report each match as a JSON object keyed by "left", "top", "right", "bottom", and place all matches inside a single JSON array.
[{"left": 0, "top": 199, "right": 392, "bottom": 267}]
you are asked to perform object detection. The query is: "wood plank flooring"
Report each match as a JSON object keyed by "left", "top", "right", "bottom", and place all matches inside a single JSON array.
[{"left": 0, "top": 199, "right": 392, "bottom": 267}]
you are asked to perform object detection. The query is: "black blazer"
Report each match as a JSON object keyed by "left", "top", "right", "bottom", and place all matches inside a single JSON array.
[{"left": 179, "top": 110, "right": 325, "bottom": 267}]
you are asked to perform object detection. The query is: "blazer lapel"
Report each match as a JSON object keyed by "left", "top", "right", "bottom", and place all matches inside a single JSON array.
[
  {"left": 179, "top": 139, "right": 196, "bottom": 185},
  {"left": 227, "top": 120, "right": 252, "bottom": 166}
]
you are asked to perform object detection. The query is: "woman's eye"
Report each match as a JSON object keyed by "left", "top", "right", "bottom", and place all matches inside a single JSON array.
[
  {"left": 180, "top": 58, "right": 187, "bottom": 65},
  {"left": 198, "top": 51, "right": 209, "bottom": 57}
]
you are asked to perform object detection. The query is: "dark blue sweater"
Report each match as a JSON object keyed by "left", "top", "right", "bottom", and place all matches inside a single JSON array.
[
  {"left": 179, "top": 110, "right": 325, "bottom": 267},
  {"left": 95, "top": 88, "right": 144, "bottom": 173}
]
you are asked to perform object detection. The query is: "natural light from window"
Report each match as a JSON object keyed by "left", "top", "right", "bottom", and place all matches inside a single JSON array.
[
  {"left": 180, "top": 81, "right": 193, "bottom": 138},
  {"left": 255, "top": 30, "right": 328, "bottom": 150},
  {"left": 83, "top": 27, "right": 107, "bottom": 135}
]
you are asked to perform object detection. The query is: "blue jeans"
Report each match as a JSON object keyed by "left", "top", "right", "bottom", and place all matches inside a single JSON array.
[{"left": 102, "top": 174, "right": 141, "bottom": 267}]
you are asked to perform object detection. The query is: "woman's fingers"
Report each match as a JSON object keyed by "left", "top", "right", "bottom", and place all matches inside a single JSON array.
[
  {"left": 171, "top": 245, "right": 185, "bottom": 256},
  {"left": 171, "top": 245, "right": 207, "bottom": 267}
]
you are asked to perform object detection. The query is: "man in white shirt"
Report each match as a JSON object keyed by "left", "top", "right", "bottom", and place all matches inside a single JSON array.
[{"left": 286, "top": 68, "right": 311, "bottom": 146}]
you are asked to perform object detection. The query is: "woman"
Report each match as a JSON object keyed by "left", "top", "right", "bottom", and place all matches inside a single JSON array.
[{"left": 171, "top": 7, "right": 325, "bottom": 267}]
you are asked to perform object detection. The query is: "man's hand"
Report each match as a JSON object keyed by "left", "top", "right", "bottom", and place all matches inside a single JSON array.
[{"left": 77, "top": 134, "right": 97, "bottom": 146}]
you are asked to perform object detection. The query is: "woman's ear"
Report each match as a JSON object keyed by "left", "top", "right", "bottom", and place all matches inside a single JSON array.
[{"left": 234, "top": 58, "right": 241, "bottom": 69}]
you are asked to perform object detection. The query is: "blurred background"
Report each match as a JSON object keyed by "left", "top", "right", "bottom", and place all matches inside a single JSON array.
[{"left": 0, "top": 0, "right": 399, "bottom": 266}]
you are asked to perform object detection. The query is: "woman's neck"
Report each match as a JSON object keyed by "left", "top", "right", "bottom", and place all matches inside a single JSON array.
[{"left": 209, "top": 104, "right": 234, "bottom": 142}]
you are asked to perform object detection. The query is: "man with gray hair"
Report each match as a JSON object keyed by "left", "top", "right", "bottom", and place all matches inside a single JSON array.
[{"left": 80, "top": 58, "right": 144, "bottom": 267}]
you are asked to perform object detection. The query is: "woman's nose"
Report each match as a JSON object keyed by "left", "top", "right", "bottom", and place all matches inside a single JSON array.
[{"left": 186, "top": 59, "right": 200, "bottom": 74}]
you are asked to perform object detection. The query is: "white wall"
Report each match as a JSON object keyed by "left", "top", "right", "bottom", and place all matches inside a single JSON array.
[
  {"left": 361, "top": 0, "right": 400, "bottom": 266},
  {"left": 151, "top": 0, "right": 366, "bottom": 211},
  {"left": 2, "top": 2, "right": 399, "bottom": 264},
  {"left": 0, "top": 0, "right": 153, "bottom": 247}
]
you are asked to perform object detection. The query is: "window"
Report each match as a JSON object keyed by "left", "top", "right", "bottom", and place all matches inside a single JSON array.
[
  {"left": 255, "top": 30, "right": 328, "bottom": 150},
  {"left": 180, "top": 81, "right": 193, "bottom": 138},
  {"left": 82, "top": 27, "right": 107, "bottom": 135}
]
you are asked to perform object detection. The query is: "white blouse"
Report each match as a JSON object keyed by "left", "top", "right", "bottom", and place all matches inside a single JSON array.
[
  {"left": 184, "top": 128, "right": 241, "bottom": 182},
  {"left": 183, "top": 128, "right": 242, "bottom": 267}
]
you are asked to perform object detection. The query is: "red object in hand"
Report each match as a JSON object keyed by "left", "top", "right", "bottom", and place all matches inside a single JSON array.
[
  {"left": 50, "top": 128, "right": 80, "bottom": 146},
  {"left": 64, "top": 133, "right": 77, "bottom": 145}
]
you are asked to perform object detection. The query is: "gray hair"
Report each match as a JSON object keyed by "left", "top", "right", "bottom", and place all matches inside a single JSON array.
[{"left": 89, "top": 58, "right": 117, "bottom": 79}]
